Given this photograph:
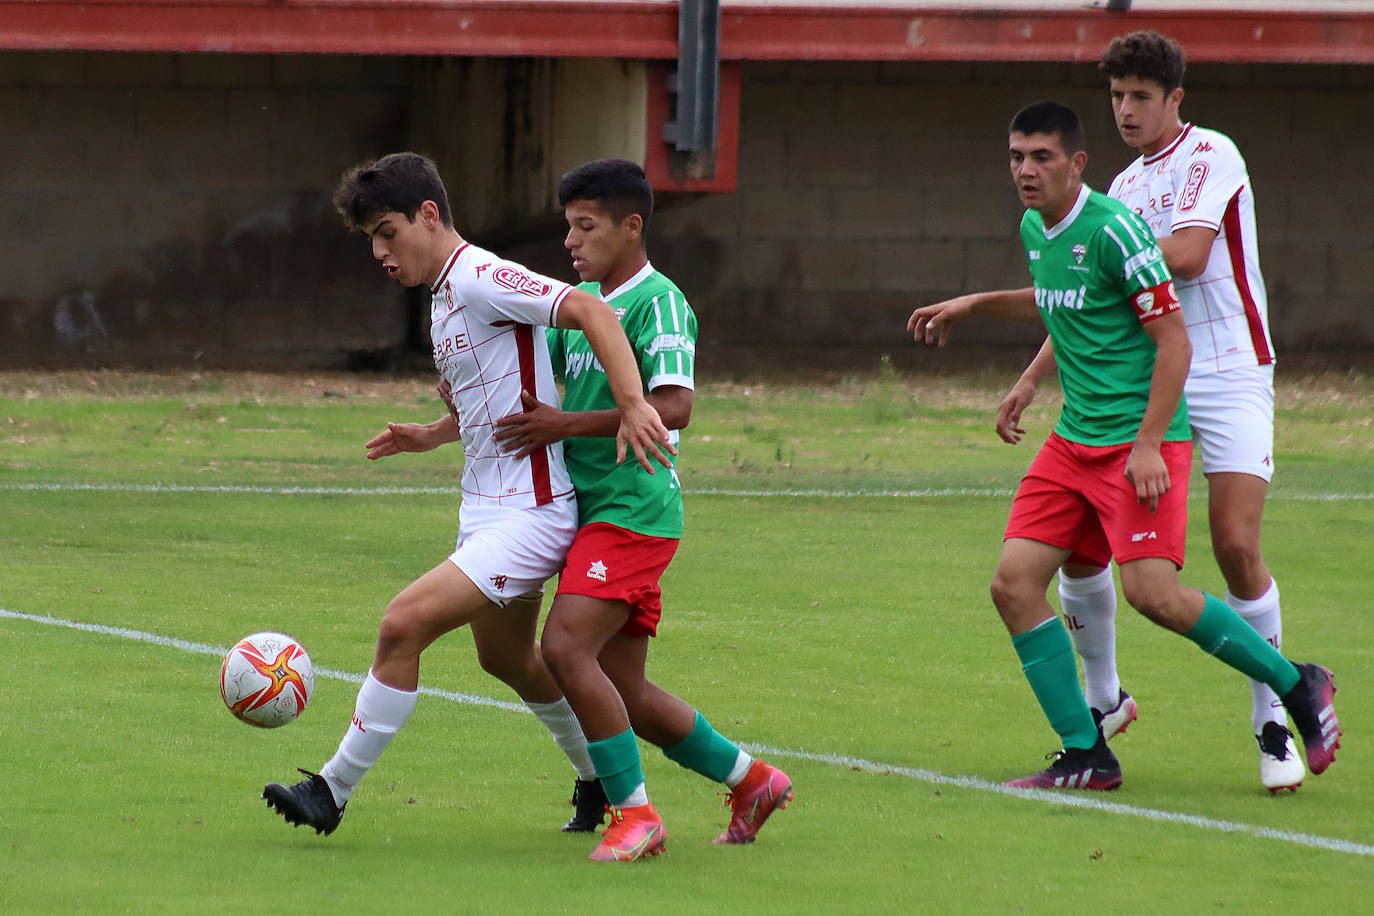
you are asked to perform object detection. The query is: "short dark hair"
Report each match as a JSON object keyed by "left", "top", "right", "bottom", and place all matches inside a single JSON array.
[
  {"left": 1099, "top": 30, "right": 1186, "bottom": 94},
  {"left": 557, "top": 158, "right": 654, "bottom": 230},
  {"left": 332, "top": 152, "right": 454, "bottom": 232},
  {"left": 1008, "top": 101, "right": 1085, "bottom": 154}
]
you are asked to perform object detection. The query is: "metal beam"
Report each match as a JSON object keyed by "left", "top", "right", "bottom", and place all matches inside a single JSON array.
[{"left": 666, "top": 0, "right": 721, "bottom": 152}]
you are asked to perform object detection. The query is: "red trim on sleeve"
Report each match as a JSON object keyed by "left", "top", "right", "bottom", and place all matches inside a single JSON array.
[
  {"left": 1221, "top": 189, "right": 1274, "bottom": 366},
  {"left": 548, "top": 285, "right": 572, "bottom": 328},
  {"left": 514, "top": 323, "right": 553, "bottom": 506}
]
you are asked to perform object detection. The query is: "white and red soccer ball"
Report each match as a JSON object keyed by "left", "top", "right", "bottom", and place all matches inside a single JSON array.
[{"left": 220, "top": 632, "right": 314, "bottom": 728}]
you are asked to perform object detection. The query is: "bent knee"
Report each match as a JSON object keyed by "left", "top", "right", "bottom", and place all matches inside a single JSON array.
[
  {"left": 538, "top": 628, "right": 578, "bottom": 680},
  {"left": 377, "top": 598, "right": 429, "bottom": 651},
  {"left": 989, "top": 571, "right": 1036, "bottom": 614}
]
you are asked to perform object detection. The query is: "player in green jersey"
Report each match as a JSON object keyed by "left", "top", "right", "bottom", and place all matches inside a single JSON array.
[
  {"left": 495, "top": 159, "right": 792, "bottom": 861},
  {"left": 906, "top": 102, "right": 1340, "bottom": 790}
]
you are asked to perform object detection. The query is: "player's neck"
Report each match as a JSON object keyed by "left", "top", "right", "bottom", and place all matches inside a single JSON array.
[
  {"left": 425, "top": 230, "right": 466, "bottom": 287},
  {"left": 1138, "top": 120, "right": 1185, "bottom": 159},
  {"left": 597, "top": 252, "right": 649, "bottom": 298},
  {"left": 1039, "top": 181, "right": 1084, "bottom": 231}
]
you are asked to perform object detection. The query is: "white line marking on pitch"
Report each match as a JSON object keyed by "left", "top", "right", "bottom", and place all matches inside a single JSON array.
[
  {"left": 5, "top": 606, "right": 1371, "bottom": 859},
  {"left": 3, "top": 481, "right": 1370, "bottom": 501}
]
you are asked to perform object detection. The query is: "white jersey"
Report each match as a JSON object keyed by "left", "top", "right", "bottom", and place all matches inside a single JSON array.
[
  {"left": 430, "top": 243, "right": 575, "bottom": 508},
  {"left": 1108, "top": 124, "right": 1274, "bottom": 375}
]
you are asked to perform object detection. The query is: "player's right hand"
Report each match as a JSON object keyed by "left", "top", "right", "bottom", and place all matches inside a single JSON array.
[
  {"left": 906, "top": 296, "right": 974, "bottom": 347},
  {"left": 366, "top": 421, "right": 439, "bottom": 460}
]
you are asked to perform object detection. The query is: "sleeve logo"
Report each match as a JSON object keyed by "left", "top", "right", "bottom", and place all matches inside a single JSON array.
[
  {"left": 493, "top": 266, "right": 552, "bottom": 298},
  {"left": 647, "top": 333, "right": 695, "bottom": 357},
  {"left": 1178, "top": 161, "right": 1209, "bottom": 211},
  {"left": 1132, "top": 280, "right": 1179, "bottom": 320}
]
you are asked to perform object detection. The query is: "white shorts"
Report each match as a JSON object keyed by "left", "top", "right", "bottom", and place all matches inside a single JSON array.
[
  {"left": 449, "top": 494, "right": 578, "bottom": 606},
  {"left": 1184, "top": 364, "right": 1275, "bottom": 482}
]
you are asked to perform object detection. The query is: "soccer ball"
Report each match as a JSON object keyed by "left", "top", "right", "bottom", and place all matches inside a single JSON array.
[{"left": 220, "top": 632, "right": 315, "bottom": 728}]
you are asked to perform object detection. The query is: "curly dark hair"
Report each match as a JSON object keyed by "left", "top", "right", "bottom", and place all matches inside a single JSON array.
[{"left": 1098, "top": 30, "right": 1186, "bottom": 93}]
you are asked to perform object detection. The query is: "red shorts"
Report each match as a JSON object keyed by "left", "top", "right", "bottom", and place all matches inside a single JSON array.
[
  {"left": 1005, "top": 433, "right": 1192, "bottom": 569},
  {"left": 555, "top": 522, "right": 679, "bottom": 638}
]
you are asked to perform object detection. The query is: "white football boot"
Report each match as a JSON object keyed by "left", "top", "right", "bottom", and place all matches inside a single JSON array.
[{"left": 1257, "top": 721, "right": 1305, "bottom": 794}]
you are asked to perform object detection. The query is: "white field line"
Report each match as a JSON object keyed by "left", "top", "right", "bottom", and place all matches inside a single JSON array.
[
  {"left": 4, "top": 606, "right": 1372, "bottom": 859},
  {"left": 2, "top": 481, "right": 1371, "bottom": 500}
]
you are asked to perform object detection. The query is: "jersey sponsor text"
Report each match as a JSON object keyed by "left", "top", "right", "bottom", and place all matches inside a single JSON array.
[
  {"left": 494, "top": 266, "right": 552, "bottom": 298},
  {"left": 1178, "top": 162, "right": 1208, "bottom": 211},
  {"left": 647, "top": 333, "right": 694, "bottom": 358},
  {"left": 1035, "top": 285, "right": 1087, "bottom": 314},
  {"left": 565, "top": 349, "right": 605, "bottom": 380}
]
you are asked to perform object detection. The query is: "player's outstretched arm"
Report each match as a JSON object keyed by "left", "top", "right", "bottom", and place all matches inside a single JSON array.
[
  {"left": 555, "top": 288, "right": 675, "bottom": 473},
  {"left": 907, "top": 288, "right": 1038, "bottom": 347},
  {"left": 996, "top": 337, "right": 1056, "bottom": 444},
  {"left": 365, "top": 415, "right": 460, "bottom": 460}
]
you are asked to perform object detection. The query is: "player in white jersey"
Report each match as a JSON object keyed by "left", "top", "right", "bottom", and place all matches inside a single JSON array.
[
  {"left": 263, "top": 152, "right": 673, "bottom": 837},
  {"left": 987, "top": 32, "right": 1304, "bottom": 793}
]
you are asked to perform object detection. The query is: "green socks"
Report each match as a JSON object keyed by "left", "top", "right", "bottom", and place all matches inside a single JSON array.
[
  {"left": 1012, "top": 617, "right": 1099, "bottom": 751},
  {"left": 1185, "top": 593, "right": 1300, "bottom": 695},
  {"left": 586, "top": 729, "right": 645, "bottom": 807},
  {"left": 663, "top": 711, "right": 742, "bottom": 783}
]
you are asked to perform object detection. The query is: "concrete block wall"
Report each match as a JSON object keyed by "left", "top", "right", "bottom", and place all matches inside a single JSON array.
[
  {"left": 0, "top": 51, "right": 416, "bottom": 367},
  {"left": 651, "top": 60, "right": 1374, "bottom": 359},
  {"left": 1, "top": 52, "right": 1371, "bottom": 368}
]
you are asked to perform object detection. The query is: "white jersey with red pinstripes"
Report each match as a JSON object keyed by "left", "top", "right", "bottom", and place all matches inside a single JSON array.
[
  {"left": 1108, "top": 123, "right": 1274, "bottom": 375},
  {"left": 429, "top": 243, "right": 575, "bottom": 508}
]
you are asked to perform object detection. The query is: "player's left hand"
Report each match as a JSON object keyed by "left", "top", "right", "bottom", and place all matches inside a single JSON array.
[
  {"left": 616, "top": 398, "right": 676, "bottom": 474},
  {"left": 1124, "top": 442, "right": 1170, "bottom": 512},
  {"left": 493, "top": 390, "right": 567, "bottom": 458},
  {"left": 995, "top": 379, "right": 1037, "bottom": 444}
]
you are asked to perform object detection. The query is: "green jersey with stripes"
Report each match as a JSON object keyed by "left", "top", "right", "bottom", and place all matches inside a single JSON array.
[
  {"left": 1021, "top": 185, "right": 1190, "bottom": 447},
  {"left": 548, "top": 262, "right": 696, "bottom": 537}
]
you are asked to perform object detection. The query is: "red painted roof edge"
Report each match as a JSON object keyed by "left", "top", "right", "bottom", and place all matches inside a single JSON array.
[{"left": 1, "top": 1, "right": 1372, "bottom": 64}]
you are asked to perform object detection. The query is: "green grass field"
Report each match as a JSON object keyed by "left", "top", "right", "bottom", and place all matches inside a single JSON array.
[{"left": 3, "top": 367, "right": 1373, "bottom": 913}]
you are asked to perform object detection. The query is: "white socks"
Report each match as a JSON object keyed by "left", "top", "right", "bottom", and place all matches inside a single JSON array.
[
  {"left": 1227, "top": 580, "right": 1285, "bottom": 734},
  {"left": 620, "top": 784, "right": 650, "bottom": 808},
  {"left": 1058, "top": 567, "right": 1120, "bottom": 712},
  {"left": 526, "top": 697, "right": 596, "bottom": 780},
  {"left": 1059, "top": 568, "right": 1287, "bottom": 735},
  {"left": 725, "top": 751, "right": 754, "bottom": 789},
  {"left": 320, "top": 670, "right": 419, "bottom": 807}
]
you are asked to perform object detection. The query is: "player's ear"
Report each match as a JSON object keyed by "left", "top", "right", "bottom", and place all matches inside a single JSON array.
[
  {"left": 622, "top": 212, "right": 644, "bottom": 241},
  {"left": 418, "top": 199, "right": 441, "bottom": 228},
  {"left": 1167, "top": 87, "right": 1185, "bottom": 113},
  {"left": 1071, "top": 149, "right": 1088, "bottom": 174}
]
